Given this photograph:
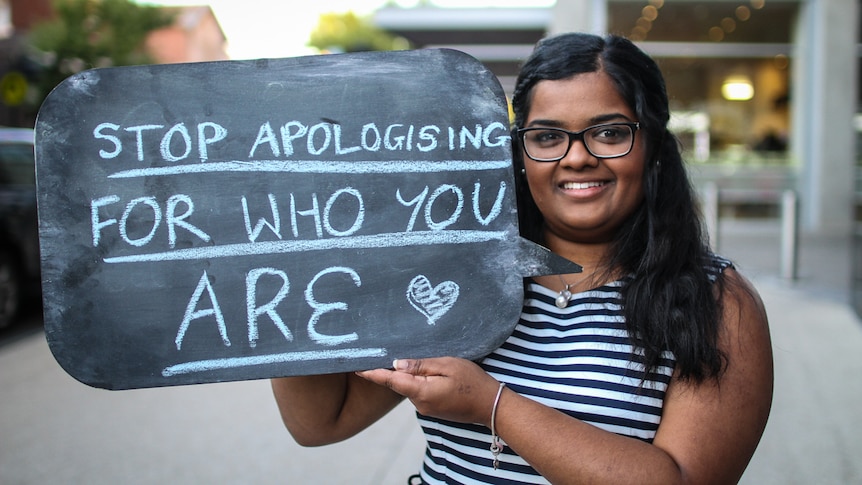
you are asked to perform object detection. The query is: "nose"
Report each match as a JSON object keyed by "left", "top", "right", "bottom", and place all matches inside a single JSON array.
[{"left": 558, "top": 137, "right": 598, "bottom": 170}]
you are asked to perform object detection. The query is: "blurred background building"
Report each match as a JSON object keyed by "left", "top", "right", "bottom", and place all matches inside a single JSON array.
[
  {"left": 0, "top": 0, "right": 226, "bottom": 128},
  {"left": 143, "top": 5, "right": 227, "bottom": 64}
]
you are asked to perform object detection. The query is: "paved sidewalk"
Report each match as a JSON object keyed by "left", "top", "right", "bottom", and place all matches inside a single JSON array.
[
  {"left": 0, "top": 328, "right": 426, "bottom": 485},
  {"left": 740, "top": 278, "right": 862, "bottom": 485},
  {"left": 720, "top": 221, "right": 862, "bottom": 485},
  {"left": 1, "top": 223, "right": 861, "bottom": 484}
]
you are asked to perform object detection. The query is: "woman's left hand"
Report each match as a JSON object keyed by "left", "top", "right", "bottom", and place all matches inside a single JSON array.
[{"left": 357, "top": 357, "right": 500, "bottom": 427}]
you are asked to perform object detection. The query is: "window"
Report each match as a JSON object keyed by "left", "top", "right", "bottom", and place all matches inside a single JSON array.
[{"left": 608, "top": 0, "right": 798, "bottom": 166}]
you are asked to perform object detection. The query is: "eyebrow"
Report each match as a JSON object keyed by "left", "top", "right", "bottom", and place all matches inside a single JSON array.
[{"left": 525, "top": 113, "right": 634, "bottom": 128}]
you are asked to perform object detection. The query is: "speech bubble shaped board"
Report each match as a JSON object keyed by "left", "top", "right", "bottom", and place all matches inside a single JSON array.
[{"left": 35, "top": 49, "right": 581, "bottom": 390}]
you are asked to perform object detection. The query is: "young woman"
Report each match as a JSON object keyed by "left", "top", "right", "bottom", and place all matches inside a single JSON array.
[{"left": 271, "top": 32, "right": 773, "bottom": 484}]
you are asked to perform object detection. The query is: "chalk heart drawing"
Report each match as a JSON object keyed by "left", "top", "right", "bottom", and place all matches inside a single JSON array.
[{"left": 407, "top": 275, "right": 460, "bottom": 325}]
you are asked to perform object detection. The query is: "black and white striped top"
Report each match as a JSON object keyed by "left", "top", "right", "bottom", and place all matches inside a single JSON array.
[{"left": 416, "top": 258, "right": 729, "bottom": 484}]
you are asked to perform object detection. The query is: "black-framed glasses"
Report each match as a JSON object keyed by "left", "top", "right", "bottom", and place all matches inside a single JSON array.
[{"left": 517, "top": 122, "right": 640, "bottom": 162}]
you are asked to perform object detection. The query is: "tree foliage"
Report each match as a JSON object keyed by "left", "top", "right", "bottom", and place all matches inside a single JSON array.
[
  {"left": 27, "top": 0, "right": 174, "bottom": 99},
  {"left": 308, "top": 11, "right": 409, "bottom": 53}
]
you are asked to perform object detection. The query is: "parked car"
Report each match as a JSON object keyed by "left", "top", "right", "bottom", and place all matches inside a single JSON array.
[{"left": 0, "top": 127, "right": 39, "bottom": 328}]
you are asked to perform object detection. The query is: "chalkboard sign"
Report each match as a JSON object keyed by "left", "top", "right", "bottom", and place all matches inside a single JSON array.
[{"left": 35, "top": 49, "right": 581, "bottom": 390}]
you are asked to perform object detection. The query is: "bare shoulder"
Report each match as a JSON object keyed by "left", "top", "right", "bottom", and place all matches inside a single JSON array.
[
  {"left": 716, "top": 266, "right": 773, "bottom": 407},
  {"left": 720, "top": 266, "right": 771, "bottom": 345},
  {"left": 653, "top": 266, "right": 773, "bottom": 483}
]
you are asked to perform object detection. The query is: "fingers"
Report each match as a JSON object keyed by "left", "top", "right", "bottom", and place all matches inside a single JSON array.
[
  {"left": 357, "top": 357, "right": 498, "bottom": 425},
  {"left": 357, "top": 357, "right": 454, "bottom": 397},
  {"left": 356, "top": 366, "right": 428, "bottom": 398},
  {"left": 393, "top": 357, "right": 451, "bottom": 376},
  {"left": 392, "top": 358, "right": 423, "bottom": 375}
]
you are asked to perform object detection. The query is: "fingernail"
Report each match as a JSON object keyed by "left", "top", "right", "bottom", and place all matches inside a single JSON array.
[{"left": 393, "top": 359, "right": 407, "bottom": 371}]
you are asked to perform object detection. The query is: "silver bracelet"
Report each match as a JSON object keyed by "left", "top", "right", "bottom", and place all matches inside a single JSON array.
[{"left": 490, "top": 382, "right": 506, "bottom": 470}]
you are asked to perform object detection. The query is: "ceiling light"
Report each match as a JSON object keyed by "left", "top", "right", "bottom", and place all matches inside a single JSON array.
[{"left": 722, "top": 76, "right": 754, "bottom": 100}]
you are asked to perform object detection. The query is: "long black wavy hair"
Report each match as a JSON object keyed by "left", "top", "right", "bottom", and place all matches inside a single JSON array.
[{"left": 512, "top": 32, "right": 725, "bottom": 382}]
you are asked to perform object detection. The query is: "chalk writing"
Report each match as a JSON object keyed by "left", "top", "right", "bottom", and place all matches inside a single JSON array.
[
  {"left": 107, "top": 159, "right": 510, "bottom": 179},
  {"left": 246, "top": 267, "right": 292, "bottom": 348},
  {"left": 36, "top": 49, "right": 581, "bottom": 389},
  {"left": 85, "top": 119, "right": 512, "bottom": 377},
  {"left": 176, "top": 271, "right": 230, "bottom": 350},
  {"left": 407, "top": 275, "right": 460, "bottom": 325},
  {"left": 102, "top": 230, "right": 507, "bottom": 263},
  {"left": 306, "top": 267, "right": 362, "bottom": 346},
  {"left": 94, "top": 120, "right": 510, "bottom": 164},
  {"left": 161, "top": 347, "right": 389, "bottom": 377},
  {"left": 93, "top": 179, "right": 507, "bottom": 256}
]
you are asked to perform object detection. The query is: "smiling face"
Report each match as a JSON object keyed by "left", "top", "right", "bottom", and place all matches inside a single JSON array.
[{"left": 522, "top": 71, "right": 647, "bottom": 248}]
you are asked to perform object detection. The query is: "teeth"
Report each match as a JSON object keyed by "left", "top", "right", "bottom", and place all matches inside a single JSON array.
[{"left": 563, "top": 181, "right": 603, "bottom": 190}]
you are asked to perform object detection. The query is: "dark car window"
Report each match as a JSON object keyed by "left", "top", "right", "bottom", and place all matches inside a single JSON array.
[{"left": 0, "top": 143, "right": 36, "bottom": 186}]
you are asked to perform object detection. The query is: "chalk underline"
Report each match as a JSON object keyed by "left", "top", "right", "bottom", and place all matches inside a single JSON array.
[
  {"left": 162, "top": 347, "right": 388, "bottom": 377},
  {"left": 108, "top": 159, "right": 510, "bottom": 179},
  {"left": 103, "top": 229, "right": 509, "bottom": 264}
]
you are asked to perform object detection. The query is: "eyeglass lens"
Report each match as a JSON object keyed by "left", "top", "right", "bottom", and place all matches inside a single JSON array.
[{"left": 522, "top": 123, "right": 635, "bottom": 161}]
